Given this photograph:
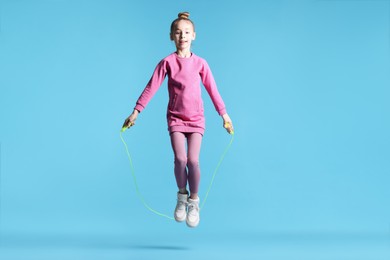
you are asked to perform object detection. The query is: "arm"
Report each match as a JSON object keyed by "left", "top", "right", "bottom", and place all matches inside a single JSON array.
[
  {"left": 200, "top": 60, "right": 234, "bottom": 134},
  {"left": 134, "top": 59, "right": 168, "bottom": 112},
  {"left": 200, "top": 60, "right": 227, "bottom": 116},
  {"left": 122, "top": 60, "right": 167, "bottom": 129}
]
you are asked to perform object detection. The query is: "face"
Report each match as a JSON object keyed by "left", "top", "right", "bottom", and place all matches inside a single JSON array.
[{"left": 170, "top": 20, "right": 196, "bottom": 51}]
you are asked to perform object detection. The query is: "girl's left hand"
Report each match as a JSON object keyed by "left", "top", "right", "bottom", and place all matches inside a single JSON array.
[{"left": 222, "top": 114, "right": 234, "bottom": 134}]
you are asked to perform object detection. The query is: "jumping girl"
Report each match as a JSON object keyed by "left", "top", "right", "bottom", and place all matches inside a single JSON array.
[{"left": 122, "top": 12, "right": 234, "bottom": 228}]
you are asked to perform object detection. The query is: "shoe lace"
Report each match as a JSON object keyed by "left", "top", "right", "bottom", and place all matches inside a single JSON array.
[
  {"left": 177, "top": 200, "right": 187, "bottom": 207},
  {"left": 187, "top": 202, "right": 199, "bottom": 214}
]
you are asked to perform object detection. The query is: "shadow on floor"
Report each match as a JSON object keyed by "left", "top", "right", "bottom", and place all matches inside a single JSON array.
[
  {"left": 0, "top": 233, "right": 190, "bottom": 251},
  {"left": 131, "top": 245, "right": 190, "bottom": 251}
]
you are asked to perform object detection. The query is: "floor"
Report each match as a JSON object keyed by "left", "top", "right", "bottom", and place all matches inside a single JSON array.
[{"left": 1, "top": 231, "right": 389, "bottom": 260}]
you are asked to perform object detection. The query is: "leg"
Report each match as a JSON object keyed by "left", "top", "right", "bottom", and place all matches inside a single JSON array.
[
  {"left": 186, "top": 133, "right": 202, "bottom": 199},
  {"left": 170, "top": 132, "right": 188, "bottom": 192}
]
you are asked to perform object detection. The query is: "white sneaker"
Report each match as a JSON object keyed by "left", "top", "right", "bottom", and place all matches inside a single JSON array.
[
  {"left": 174, "top": 192, "right": 188, "bottom": 222},
  {"left": 186, "top": 197, "right": 200, "bottom": 228}
]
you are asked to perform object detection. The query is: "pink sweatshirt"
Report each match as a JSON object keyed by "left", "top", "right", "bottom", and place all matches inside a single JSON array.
[{"left": 134, "top": 52, "right": 227, "bottom": 135}]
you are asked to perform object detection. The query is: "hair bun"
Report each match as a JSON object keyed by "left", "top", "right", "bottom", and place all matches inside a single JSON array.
[{"left": 178, "top": 12, "right": 190, "bottom": 19}]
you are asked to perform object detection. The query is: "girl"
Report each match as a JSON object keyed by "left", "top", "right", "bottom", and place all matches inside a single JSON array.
[{"left": 122, "top": 12, "right": 234, "bottom": 228}]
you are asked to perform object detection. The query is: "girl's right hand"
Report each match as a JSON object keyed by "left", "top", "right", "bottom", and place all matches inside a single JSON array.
[{"left": 122, "top": 109, "right": 139, "bottom": 129}]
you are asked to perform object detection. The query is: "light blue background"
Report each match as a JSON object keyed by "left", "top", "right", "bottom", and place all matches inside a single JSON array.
[{"left": 0, "top": 0, "right": 389, "bottom": 259}]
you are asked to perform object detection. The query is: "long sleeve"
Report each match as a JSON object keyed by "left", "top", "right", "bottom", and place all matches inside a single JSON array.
[
  {"left": 134, "top": 60, "right": 168, "bottom": 112},
  {"left": 200, "top": 60, "right": 227, "bottom": 116}
]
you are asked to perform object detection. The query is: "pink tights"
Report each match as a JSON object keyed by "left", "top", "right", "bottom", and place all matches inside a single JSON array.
[{"left": 170, "top": 132, "right": 202, "bottom": 194}]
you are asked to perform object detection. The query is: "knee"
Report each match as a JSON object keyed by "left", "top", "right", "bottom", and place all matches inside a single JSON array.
[
  {"left": 187, "top": 157, "right": 199, "bottom": 169},
  {"left": 175, "top": 155, "right": 187, "bottom": 167}
]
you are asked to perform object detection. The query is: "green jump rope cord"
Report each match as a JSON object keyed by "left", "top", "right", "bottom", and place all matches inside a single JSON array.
[
  {"left": 120, "top": 128, "right": 234, "bottom": 221},
  {"left": 200, "top": 133, "right": 234, "bottom": 209}
]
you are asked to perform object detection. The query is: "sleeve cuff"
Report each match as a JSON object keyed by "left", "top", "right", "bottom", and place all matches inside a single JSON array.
[
  {"left": 218, "top": 108, "right": 227, "bottom": 116},
  {"left": 134, "top": 104, "right": 144, "bottom": 113}
]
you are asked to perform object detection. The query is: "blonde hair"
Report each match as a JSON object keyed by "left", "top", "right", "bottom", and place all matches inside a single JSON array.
[{"left": 170, "top": 12, "right": 195, "bottom": 34}]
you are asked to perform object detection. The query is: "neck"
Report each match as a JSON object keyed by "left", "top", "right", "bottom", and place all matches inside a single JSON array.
[{"left": 176, "top": 49, "right": 191, "bottom": 58}]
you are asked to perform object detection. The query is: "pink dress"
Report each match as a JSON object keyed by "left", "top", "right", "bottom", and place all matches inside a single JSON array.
[{"left": 134, "top": 52, "right": 227, "bottom": 135}]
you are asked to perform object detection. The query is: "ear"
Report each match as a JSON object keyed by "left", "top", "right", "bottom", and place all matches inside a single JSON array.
[
  {"left": 192, "top": 32, "right": 196, "bottom": 40},
  {"left": 170, "top": 32, "right": 174, "bottom": 41}
]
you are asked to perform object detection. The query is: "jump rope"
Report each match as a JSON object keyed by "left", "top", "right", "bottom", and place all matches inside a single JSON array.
[{"left": 120, "top": 123, "right": 234, "bottom": 220}]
